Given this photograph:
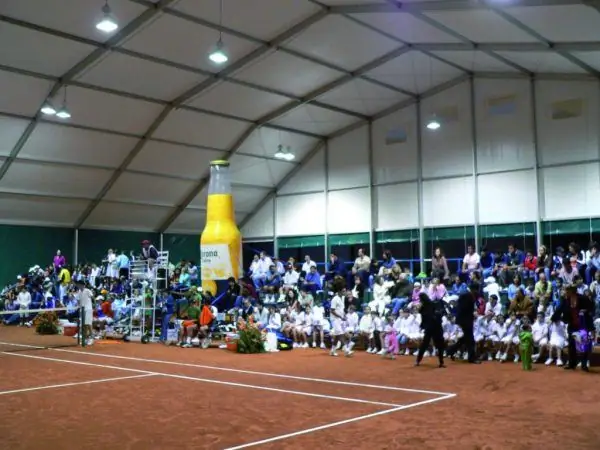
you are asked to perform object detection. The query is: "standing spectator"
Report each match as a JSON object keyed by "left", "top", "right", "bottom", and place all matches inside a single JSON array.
[
  {"left": 430, "top": 247, "right": 450, "bottom": 281},
  {"left": 16, "top": 285, "right": 31, "bottom": 326},
  {"left": 53, "top": 250, "right": 66, "bottom": 274},
  {"left": 552, "top": 285, "right": 595, "bottom": 371},
  {"left": 116, "top": 250, "right": 130, "bottom": 279}
]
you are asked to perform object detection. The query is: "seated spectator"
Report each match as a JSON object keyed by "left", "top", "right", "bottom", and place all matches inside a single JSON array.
[
  {"left": 302, "top": 265, "right": 322, "bottom": 295},
  {"left": 348, "top": 248, "right": 371, "bottom": 286},
  {"left": 485, "top": 294, "right": 502, "bottom": 316},
  {"left": 389, "top": 273, "right": 412, "bottom": 315},
  {"left": 521, "top": 250, "right": 537, "bottom": 280},
  {"left": 430, "top": 247, "right": 450, "bottom": 281},
  {"left": 507, "top": 275, "right": 524, "bottom": 302},
  {"left": 248, "top": 254, "right": 259, "bottom": 277},
  {"left": 369, "top": 276, "right": 391, "bottom": 315},
  {"left": 273, "top": 257, "right": 285, "bottom": 276},
  {"left": 498, "top": 244, "right": 524, "bottom": 286},
  {"left": 251, "top": 251, "right": 273, "bottom": 289},
  {"left": 567, "top": 242, "right": 585, "bottom": 269},
  {"left": 534, "top": 272, "right": 552, "bottom": 311},
  {"left": 535, "top": 245, "right": 552, "bottom": 281},
  {"left": 325, "top": 253, "right": 346, "bottom": 282},
  {"left": 254, "top": 302, "right": 269, "bottom": 328},
  {"left": 348, "top": 275, "right": 365, "bottom": 309},
  {"left": 461, "top": 245, "right": 480, "bottom": 278},
  {"left": 282, "top": 264, "right": 299, "bottom": 290},
  {"left": 479, "top": 247, "right": 494, "bottom": 279},
  {"left": 301, "top": 254, "right": 317, "bottom": 279},
  {"left": 427, "top": 277, "right": 447, "bottom": 302},
  {"left": 558, "top": 257, "right": 578, "bottom": 284},
  {"left": 508, "top": 287, "right": 534, "bottom": 320},
  {"left": 263, "top": 265, "right": 281, "bottom": 290},
  {"left": 585, "top": 243, "right": 600, "bottom": 284}
]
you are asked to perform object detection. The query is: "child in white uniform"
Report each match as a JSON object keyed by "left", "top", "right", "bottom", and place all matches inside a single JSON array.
[
  {"left": 499, "top": 313, "right": 520, "bottom": 363},
  {"left": 292, "top": 306, "right": 307, "bottom": 348},
  {"left": 491, "top": 315, "right": 506, "bottom": 360},
  {"left": 310, "top": 303, "right": 326, "bottom": 349},
  {"left": 359, "top": 306, "right": 375, "bottom": 353},
  {"left": 330, "top": 289, "right": 351, "bottom": 357},
  {"left": 546, "top": 317, "right": 566, "bottom": 366},
  {"left": 344, "top": 305, "right": 359, "bottom": 353},
  {"left": 395, "top": 310, "right": 413, "bottom": 356},
  {"left": 531, "top": 312, "right": 549, "bottom": 363},
  {"left": 409, "top": 310, "right": 424, "bottom": 356},
  {"left": 372, "top": 310, "right": 384, "bottom": 355}
]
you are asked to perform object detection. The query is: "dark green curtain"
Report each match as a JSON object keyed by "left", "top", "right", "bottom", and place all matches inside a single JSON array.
[
  {"left": 78, "top": 229, "right": 159, "bottom": 264},
  {"left": 0, "top": 225, "right": 74, "bottom": 287},
  {"left": 163, "top": 234, "right": 199, "bottom": 264}
]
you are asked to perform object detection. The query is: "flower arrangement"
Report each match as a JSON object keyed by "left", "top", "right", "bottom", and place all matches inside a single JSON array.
[
  {"left": 236, "top": 317, "right": 266, "bottom": 354},
  {"left": 33, "top": 311, "right": 59, "bottom": 335}
]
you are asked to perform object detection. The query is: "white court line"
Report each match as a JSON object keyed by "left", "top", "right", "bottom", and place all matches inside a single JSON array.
[
  {"left": 224, "top": 393, "right": 457, "bottom": 450},
  {"left": 1, "top": 351, "right": 402, "bottom": 408},
  {"left": 46, "top": 346, "right": 454, "bottom": 396},
  {"left": 0, "top": 374, "right": 154, "bottom": 396}
]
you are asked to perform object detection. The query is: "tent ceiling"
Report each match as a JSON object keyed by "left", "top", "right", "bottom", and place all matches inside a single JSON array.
[{"left": 0, "top": 0, "right": 599, "bottom": 234}]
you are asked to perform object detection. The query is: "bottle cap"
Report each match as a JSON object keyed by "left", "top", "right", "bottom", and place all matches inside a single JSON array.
[{"left": 211, "top": 160, "right": 230, "bottom": 167}]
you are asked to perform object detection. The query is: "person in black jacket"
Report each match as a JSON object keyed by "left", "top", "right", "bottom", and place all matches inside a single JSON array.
[
  {"left": 552, "top": 285, "right": 595, "bottom": 371},
  {"left": 415, "top": 293, "right": 446, "bottom": 368},
  {"left": 447, "top": 282, "right": 481, "bottom": 364}
]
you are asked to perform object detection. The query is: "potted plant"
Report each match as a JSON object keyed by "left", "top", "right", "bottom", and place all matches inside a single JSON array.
[
  {"left": 33, "top": 311, "right": 59, "bottom": 335},
  {"left": 236, "top": 317, "right": 266, "bottom": 354}
]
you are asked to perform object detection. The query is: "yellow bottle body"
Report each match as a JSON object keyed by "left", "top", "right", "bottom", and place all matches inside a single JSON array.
[{"left": 200, "top": 193, "right": 242, "bottom": 295}]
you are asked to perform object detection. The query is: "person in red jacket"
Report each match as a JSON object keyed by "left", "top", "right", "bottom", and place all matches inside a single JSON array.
[{"left": 522, "top": 250, "right": 538, "bottom": 281}]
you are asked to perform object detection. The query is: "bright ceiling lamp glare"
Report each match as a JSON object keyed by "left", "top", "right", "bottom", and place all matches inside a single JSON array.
[
  {"left": 40, "top": 100, "right": 56, "bottom": 116},
  {"left": 275, "top": 145, "right": 295, "bottom": 161},
  {"left": 426, "top": 117, "right": 441, "bottom": 131},
  {"left": 208, "top": 39, "right": 228, "bottom": 64},
  {"left": 96, "top": 1, "right": 118, "bottom": 33},
  {"left": 55, "top": 88, "right": 71, "bottom": 120}
]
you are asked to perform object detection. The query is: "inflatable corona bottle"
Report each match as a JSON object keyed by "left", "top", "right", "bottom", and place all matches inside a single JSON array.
[{"left": 200, "top": 160, "right": 242, "bottom": 295}]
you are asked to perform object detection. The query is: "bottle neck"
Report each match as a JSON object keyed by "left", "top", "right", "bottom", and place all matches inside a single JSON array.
[{"left": 208, "top": 165, "right": 231, "bottom": 195}]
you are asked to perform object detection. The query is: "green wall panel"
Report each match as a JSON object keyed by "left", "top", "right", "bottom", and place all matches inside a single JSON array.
[
  {"left": 328, "top": 233, "right": 370, "bottom": 246},
  {"left": 164, "top": 233, "right": 199, "bottom": 264},
  {"left": 376, "top": 229, "right": 419, "bottom": 243},
  {"left": 542, "top": 219, "right": 592, "bottom": 235},
  {"left": 479, "top": 222, "right": 535, "bottom": 239},
  {"left": 424, "top": 226, "right": 476, "bottom": 241},
  {"left": 278, "top": 235, "right": 325, "bottom": 249},
  {"left": 0, "top": 225, "right": 74, "bottom": 287},
  {"left": 78, "top": 229, "right": 159, "bottom": 264}
]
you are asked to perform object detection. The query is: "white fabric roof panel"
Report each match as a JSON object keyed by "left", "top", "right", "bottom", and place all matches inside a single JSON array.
[
  {"left": 0, "top": 22, "right": 96, "bottom": 77},
  {"left": 19, "top": 123, "right": 137, "bottom": 168},
  {"left": 0, "top": 117, "right": 29, "bottom": 158},
  {"left": 0, "top": 0, "right": 599, "bottom": 232},
  {"left": 173, "top": 0, "right": 320, "bottom": 41},
  {"left": 121, "top": 14, "right": 261, "bottom": 73},
  {"left": 188, "top": 81, "right": 291, "bottom": 121},
  {"left": 77, "top": 52, "right": 204, "bottom": 101},
  {"left": 0, "top": 161, "right": 113, "bottom": 199}
]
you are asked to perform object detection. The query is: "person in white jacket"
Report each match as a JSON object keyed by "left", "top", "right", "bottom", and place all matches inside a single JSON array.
[
  {"left": 359, "top": 306, "right": 375, "bottom": 353},
  {"left": 369, "top": 276, "right": 391, "bottom": 315},
  {"left": 531, "top": 312, "right": 549, "bottom": 362},
  {"left": 16, "top": 286, "right": 32, "bottom": 326}
]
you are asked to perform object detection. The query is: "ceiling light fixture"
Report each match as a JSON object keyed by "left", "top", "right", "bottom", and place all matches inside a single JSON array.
[
  {"left": 275, "top": 145, "right": 295, "bottom": 161},
  {"left": 40, "top": 100, "right": 57, "bottom": 116},
  {"left": 96, "top": 1, "right": 118, "bottom": 33},
  {"left": 426, "top": 117, "right": 441, "bottom": 131},
  {"left": 55, "top": 87, "right": 71, "bottom": 120},
  {"left": 208, "top": 0, "right": 228, "bottom": 65}
]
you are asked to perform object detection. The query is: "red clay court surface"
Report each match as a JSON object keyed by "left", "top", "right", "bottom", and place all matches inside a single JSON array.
[{"left": 1, "top": 329, "right": 600, "bottom": 450}]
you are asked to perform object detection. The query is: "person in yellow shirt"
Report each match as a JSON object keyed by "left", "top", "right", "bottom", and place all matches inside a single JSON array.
[{"left": 58, "top": 266, "right": 71, "bottom": 301}]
